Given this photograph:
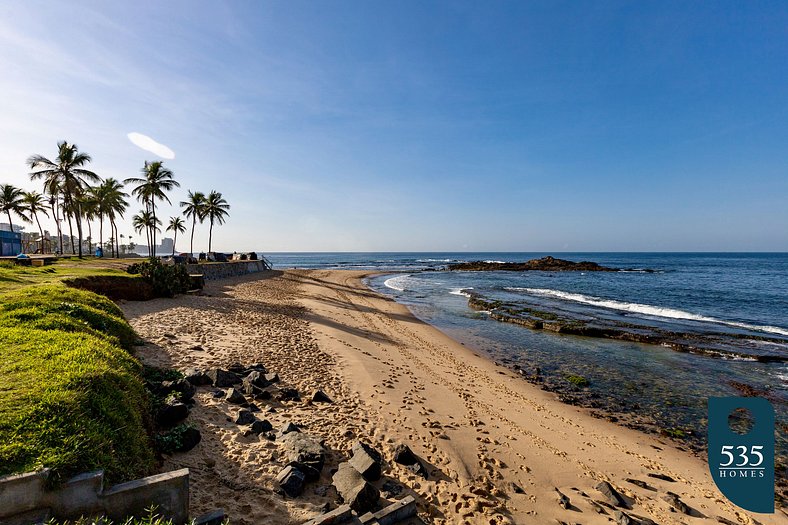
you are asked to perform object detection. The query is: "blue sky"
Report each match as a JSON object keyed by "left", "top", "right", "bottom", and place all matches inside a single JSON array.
[{"left": 1, "top": 1, "right": 786, "bottom": 251}]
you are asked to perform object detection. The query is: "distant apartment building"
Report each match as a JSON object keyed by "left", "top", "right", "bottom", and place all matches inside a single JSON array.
[
  {"left": 0, "top": 223, "right": 22, "bottom": 256},
  {"left": 134, "top": 237, "right": 175, "bottom": 256}
]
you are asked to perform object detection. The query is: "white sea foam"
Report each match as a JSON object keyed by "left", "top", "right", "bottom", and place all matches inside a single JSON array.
[
  {"left": 384, "top": 275, "right": 411, "bottom": 291},
  {"left": 505, "top": 287, "right": 788, "bottom": 337},
  {"left": 484, "top": 260, "right": 507, "bottom": 264},
  {"left": 416, "top": 258, "right": 460, "bottom": 263},
  {"left": 449, "top": 287, "right": 473, "bottom": 297}
]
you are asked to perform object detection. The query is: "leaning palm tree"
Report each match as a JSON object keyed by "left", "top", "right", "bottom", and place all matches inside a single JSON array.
[
  {"left": 124, "top": 161, "right": 179, "bottom": 258},
  {"left": 28, "top": 141, "right": 100, "bottom": 257},
  {"left": 180, "top": 190, "right": 205, "bottom": 258},
  {"left": 0, "top": 184, "right": 29, "bottom": 234},
  {"left": 203, "top": 191, "right": 230, "bottom": 253},
  {"left": 166, "top": 216, "right": 186, "bottom": 256},
  {"left": 22, "top": 191, "right": 50, "bottom": 253},
  {"left": 81, "top": 187, "right": 99, "bottom": 252}
]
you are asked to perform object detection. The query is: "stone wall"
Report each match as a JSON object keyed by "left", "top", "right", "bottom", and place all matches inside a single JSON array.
[
  {"left": 185, "top": 260, "right": 270, "bottom": 281},
  {"left": 0, "top": 468, "right": 189, "bottom": 525}
]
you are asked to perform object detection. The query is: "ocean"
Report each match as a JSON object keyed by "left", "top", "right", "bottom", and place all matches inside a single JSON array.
[{"left": 265, "top": 252, "right": 788, "bottom": 460}]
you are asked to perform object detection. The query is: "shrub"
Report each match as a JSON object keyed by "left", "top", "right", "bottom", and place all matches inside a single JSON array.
[
  {"left": 564, "top": 374, "right": 590, "bottom": 388},
  {"left": 127, "top": 259, "right": 191, "bottom": 298}
]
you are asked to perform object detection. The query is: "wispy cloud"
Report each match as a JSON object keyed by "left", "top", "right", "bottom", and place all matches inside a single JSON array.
[{"left": 127, "top": 132, "right": 175, "bottom": 160}]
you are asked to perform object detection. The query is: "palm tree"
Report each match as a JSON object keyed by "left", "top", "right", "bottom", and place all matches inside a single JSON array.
[
  {"left": 0, "top": 184, "right": 29, "bottom": 234},
  {"left": 28, "top": 141, "right": 100, "bottom": 257},
  {"left": 180, "top": 190, "right": 205, "bottom": 258},
  {"left": 132, "top": 210, "right": 160, "bottom": 256},
  {"left": 82, "top": 187, "right": 99, "bottom": 253},
  {"left": 203, "top": 191, "right": 230, "bottom": 253},
  {"left": 22, "top": 191, "right": 50, "bottom": 253},
  {"left": 124, "top": 161, "right": 179, "bottom": 258},
  {"left": 166, "top": 216, "right": 186, "bottom": 256},
  {"left": 100, "top": 179, "right": 128, "bottom": 258}
]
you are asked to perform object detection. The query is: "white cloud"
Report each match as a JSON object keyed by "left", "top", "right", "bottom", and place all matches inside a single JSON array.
[{"left": 127, "top": 132, "right": 175, "bottom": 160}]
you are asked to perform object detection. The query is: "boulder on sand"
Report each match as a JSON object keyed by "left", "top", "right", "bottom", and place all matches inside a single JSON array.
[
  {"left": 206, "top": 368, "right": 240, "bottom": 388},
  {"left": 348, "top": 442, "right": 383, "bottom": 481},
  {"left": 332, "top": 462, "right": 379, "bottom": 513},
  {"left": 277, "top": 465, "right": 306, "bottom": 497},
  {"left": 281, "top": 432, "right": 325, "bottom": 475}
]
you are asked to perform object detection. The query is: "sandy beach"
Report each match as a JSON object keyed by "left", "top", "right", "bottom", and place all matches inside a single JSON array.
[{"left": 121, "top": 270, "right": 784, "bottom": 525}]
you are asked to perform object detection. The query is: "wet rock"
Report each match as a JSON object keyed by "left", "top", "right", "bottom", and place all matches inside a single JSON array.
[
  {"left": 277, "top": 465, "right": 305, "bottom": 497},
  {"left": 157, "top": 400, "right": 188, "bottom": 427},
  {"left": 595, "top": 481, "right": 628, "bottom": 508},
  {"left": 235, "top": 409, "right": 255, "bottom": 425},
  {"left": 183, "top": 368, "right": 211, "bottom": 386},
  {"left": 206, "top": 368, "right": 240, "bottom": 388},
  {"left": 555, "top": 487, "right": 571, "bottom": 509},
  {"left": 281, "top": 432, "right": 325, "bottom": 475},
  {"left": 332, "top": 462, "right": 379, "bottom": 513},
  {"left": 348, "top": 442, "right": 383, "bottom": 481},
  {"left": 448, "top": 256, "right": 619, "bottom": 272},
  {"left": 226, "top": 388, "right": 246, "bottom": 404}
]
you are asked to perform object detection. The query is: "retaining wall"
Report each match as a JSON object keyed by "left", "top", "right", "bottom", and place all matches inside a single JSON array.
[
  {"left": 0, "top": 468, "right": 189, "bottom": 525},
  {"left": 185, "top": 260, "right": 270, "bottom": 281}
]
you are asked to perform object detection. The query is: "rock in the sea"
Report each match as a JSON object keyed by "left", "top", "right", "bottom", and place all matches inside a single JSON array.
[
  {"left": 277, "top": 465, "right": 306, "bottom": 497},
  {"left": 157, "top": 400, "right": 188, "bottom": 427},
  {"left": 393, "top": 443, "right": 427, "bottom": 478},
  {"left": 595, "top": 481, "right": 628, "bottom": 508},
  {"left": 331, "top": 462, "right": 379, "bottom": 513},
  {"left": 235, "top": 409, "right": 255, "bottom": 425},
  {"left": 281, "top": 432, "right": 325, "bottom": 475},
  {"left": 348, "top": 442, "right": 383, "bottom": 481},
  {"left": 226, "top": 387, "right": 246, "bottom": 404},
  {"left": 312, "top": 389, "right": 333, "bottom": 403},
  {"left": 206, "top": 368, "right": 240, "bottom": 388},
  {"left": 448, "top": 256, "right": 620, "bottom": 272}
]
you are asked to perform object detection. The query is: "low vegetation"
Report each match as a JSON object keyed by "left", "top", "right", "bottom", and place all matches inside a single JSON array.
[
  {"left": 126, "top": 259, "right": 191, "bottom": 297},
  {"left": 0, "top": 285, "right": 155, "bottom": 484}
]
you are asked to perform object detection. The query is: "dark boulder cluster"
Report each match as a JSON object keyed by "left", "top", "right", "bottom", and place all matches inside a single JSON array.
[
  {"left": 147, "top": 375, "right": 201, "bottom": 453},
  {"left": 448, "top": 256, "right": 620, "bottom": 272}
]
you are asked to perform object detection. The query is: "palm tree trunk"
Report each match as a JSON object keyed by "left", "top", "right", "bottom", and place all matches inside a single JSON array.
[
  {"left": 86, "top": 220, "right": 92, "bottom": 253},
  {"left": 151, "top": 205, "right": 157, "bottom": 258},
  {"left": 190, "top": 215, "right": 196, "bottom": 258},
  {"left": 172, "top": 231, "right": 177, "bottom": 256},
  {"left": 74, "top": 202, "right": 84, "bottom": 258},
  {"left": 66, "top": 211, "right": 75, "bottom": 255},
  {"left": 99, "top": 213, "right": 104, "bottom": 254},
  {"left": 5, "top": 211, "right": 13, "bottom": 235},
  {"left": 208, "top": 219, "right": 213, "bottom": 253},
  {"left": 113, "top": 221, "right": 119, "bottom": 258},
  {"left": 33, "top": 212, "right": 44, "bottom": 254}
]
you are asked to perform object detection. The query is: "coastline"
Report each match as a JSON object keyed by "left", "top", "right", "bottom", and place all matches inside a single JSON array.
[{"left": 122, "top": 269, "right": 784, "bottom": 524}]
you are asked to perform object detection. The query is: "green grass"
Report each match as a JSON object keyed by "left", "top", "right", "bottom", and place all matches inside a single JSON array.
[
  {"left": 0, "top": 260, "right": 134, "bottom": 294},
  {"left": 0, "top": 285, "right": 155, "bottom": 484},
  {"left": 564, "top": 374, "right": 590, "bottom": 388}
]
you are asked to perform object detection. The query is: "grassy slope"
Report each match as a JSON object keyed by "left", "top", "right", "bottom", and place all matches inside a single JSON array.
[
  {"left": 0, "top": 279, "right": 155, "bottom": 484},
  {"left": 0, "top": 258, "right": 136, "bottom": 294}
]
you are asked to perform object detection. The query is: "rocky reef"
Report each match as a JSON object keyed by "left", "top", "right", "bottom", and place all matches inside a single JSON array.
[{"left": 448, "top": 256, "right": 622, "bottom": 272}]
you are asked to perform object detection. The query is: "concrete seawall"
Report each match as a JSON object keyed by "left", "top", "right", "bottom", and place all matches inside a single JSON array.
[
  {"left": 185, "top": 260, "right": 270, "bottom": 281},
  {"left": 0, "top": 468, "right": 189, "bottom": 524}
]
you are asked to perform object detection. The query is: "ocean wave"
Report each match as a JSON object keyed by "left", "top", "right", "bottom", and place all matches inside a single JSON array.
[
  {"left": 415, "top": 258, "right": 464, "bottom": 263},
  {"left": 449, "top": 287, "right": 473, "bottom": 297},
  {"left": 505, "top": 287, "right": 788, "bottom": 337},
  {"left": 384, "top": 275, "right": 412, "bottom": 292},
  {"left": 484, "top": 260, "right": 507, "bottom": 264}
]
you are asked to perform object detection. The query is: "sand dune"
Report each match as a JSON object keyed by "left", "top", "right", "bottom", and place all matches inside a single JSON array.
[{"left": 122, "top": 270, "right": 783, "bottom": 524}]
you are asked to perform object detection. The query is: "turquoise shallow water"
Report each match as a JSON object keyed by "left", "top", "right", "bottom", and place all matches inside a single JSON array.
[{"left": 265, "top": 252, "right": 788, "bottom": 461}]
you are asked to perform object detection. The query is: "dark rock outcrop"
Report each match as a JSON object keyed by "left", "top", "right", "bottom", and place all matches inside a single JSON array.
[
  {"left": 157, "top": 400, "right": 188, "bottom": 427},
  {"left": 348, "top": 442, "right": 383, "bottom": 481},
  {"left": 277, "top": 465, "right": 306, "bottom": 497},
  {"left": 206, "top": 368, "right": 240, "bottom": 388},
  {"left": 281, "top": 432, "right": 325, "bottom": 476},
  {"left": 448, "top": 256, "right": 619, "bottom": 272}
]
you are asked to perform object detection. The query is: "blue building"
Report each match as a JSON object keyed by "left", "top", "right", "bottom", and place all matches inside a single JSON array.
[{"left": 0, "top": 229, "right": 22, "bottom": 256}]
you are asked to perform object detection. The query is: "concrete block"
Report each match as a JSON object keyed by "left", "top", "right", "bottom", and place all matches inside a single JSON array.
[
  {"left": 101, "top": 468, "right": 189, "bottom": 524},
  {"left": 359, "top": 496, "right": 417, "bottom": 525},
  {"left": 303, "top": 504, "right": 353, "bottom": 525},
  {"left": 0, "top": 469, "right": 50, "bottom": 518},
  {"left": 194, "top": 508, "right": 226, "bottom": 525}
]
